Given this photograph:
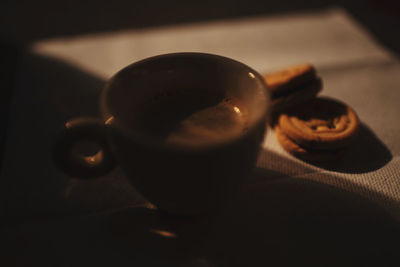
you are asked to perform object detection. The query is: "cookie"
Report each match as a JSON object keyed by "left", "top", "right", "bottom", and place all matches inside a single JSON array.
[
  {"left": 275, "top": 125, "right": 345, "bottom": 162},
  {"left": 263, "top": 63, "right": 322, "bottom": 118},
  {"left": 264, "top": 63, "right": 317, "bottom": 98},
  {"left": 270, "top": 77, "right": 322, "bottom": 114},
  {"left": 278, "top": 97, "right": 359, "bottom": 151}
]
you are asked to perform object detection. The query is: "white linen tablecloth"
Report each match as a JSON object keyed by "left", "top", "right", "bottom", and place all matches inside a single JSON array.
[{"left": 2, "top": 7, "right": 399, "bottom": 221}]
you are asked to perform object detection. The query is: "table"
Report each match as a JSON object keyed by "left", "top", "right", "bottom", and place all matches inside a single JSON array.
[{"left": 2, "top": 7, "right": 399, "bottom": 266}]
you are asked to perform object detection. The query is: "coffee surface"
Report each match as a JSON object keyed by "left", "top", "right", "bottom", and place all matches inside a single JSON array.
[{"left": 135, "top": 89, "right": 248, "bottom": 147}]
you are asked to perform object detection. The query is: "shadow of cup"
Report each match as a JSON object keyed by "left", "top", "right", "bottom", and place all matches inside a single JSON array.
[
  {"left": 104, "top": 176, "right": 400, "bottom": 267},
  {"left": 208, "top": 178, "right": 400, "bottom": 266}
]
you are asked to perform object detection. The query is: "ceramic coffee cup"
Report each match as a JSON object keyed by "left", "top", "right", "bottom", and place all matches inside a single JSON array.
[{"left": 53, "top": 52, "right": 270, "bottom": 214}]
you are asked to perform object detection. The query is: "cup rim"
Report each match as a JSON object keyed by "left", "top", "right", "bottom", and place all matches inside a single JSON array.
[{"left": 100, "top": 52, "right": 270, "bottom": 151}]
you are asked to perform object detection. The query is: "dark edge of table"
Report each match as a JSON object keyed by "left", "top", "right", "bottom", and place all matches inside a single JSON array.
[{"left": 0, "top": 41, "right": 20, "bottom": 173}]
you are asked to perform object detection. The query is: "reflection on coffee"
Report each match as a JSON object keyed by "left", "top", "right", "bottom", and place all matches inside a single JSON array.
[{"left": 136, "top": 89, "right": 248, "bottom": 147}]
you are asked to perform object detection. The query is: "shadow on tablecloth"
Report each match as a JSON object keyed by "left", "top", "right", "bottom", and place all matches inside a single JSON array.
[
  {"left": 3, "top": 174, "right": 399, "bottom": 266},
  {"left": 255, "top": 148, "right": 399, "bottom": 218}
]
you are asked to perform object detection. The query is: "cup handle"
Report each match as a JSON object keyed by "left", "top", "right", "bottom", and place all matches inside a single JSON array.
[{"left": 52, "top": 117, "right": 116, "bottom": 178}]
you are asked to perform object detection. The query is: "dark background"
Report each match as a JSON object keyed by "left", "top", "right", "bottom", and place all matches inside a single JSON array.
[
  {"left": 1, "top": 1, "right": 399, "bottom": 265},
  {"left": 1, "top": 0, "right": 399, "bottom": 50}
]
